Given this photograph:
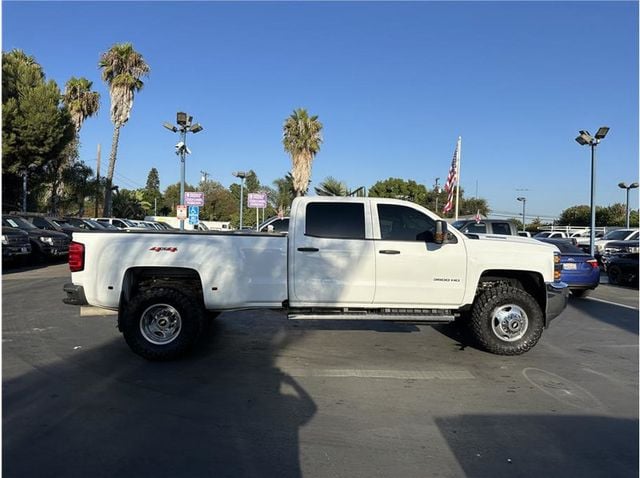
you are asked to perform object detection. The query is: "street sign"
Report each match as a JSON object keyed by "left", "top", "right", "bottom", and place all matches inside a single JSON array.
[
  {"left": 185, "top": 191, "right": 205, "bottom": 206},
  {"left": 188, "top": 206, "right": 200, "bottom": 225},
  {"left": 248, "top": 192, "right": 267, "bottom": 208},
  {"left": 176, "top": 205, "right": 187, "bottom": 220}
]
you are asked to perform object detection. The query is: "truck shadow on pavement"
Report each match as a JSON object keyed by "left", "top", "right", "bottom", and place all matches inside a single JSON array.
[
  {"left": 3, "top": 311, "right": 316, "bottom": 478},
  {"left": 435, "top": 414, "right": 638, "bottom": 478},
  {"left": 569, "top": 297, "right": 639, "bottom": 335}
]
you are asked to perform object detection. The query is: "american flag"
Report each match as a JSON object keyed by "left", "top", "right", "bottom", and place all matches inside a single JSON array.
[{"left": 442, "top": 141, "right": 460, "bottom": 214}]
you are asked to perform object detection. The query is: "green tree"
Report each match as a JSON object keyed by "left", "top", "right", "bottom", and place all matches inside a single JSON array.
[
  {"left": 369, "top": 178, "right": 428, "bottom": 205},
  {"left": 162, "top": 182, "right": 195, "bottom": 215},
  {"left": 112, "top": 188, "right": 151, "bottom": 219},
  {"left": 143, "top": 167, "right": 162, "bottom": 211},
  {"left": 61, "top": 161, "right": 94, "bottom": 216},
  {"left": 271, "top": 173, "right": 296, "bottom": 217},
  {"left": 56, "top": 77, "right": 100, "bottom": 213},
  {"left": 315, "top": 176, "right": 348, "bottom": 196},
  {"left": 458, "top": 197, "right": 490, "bottom": 217},
  {"left": 99, "top": 43, "right": 150, "bottom": 216},
  {"left": 282, "top": 108, "right": 323, "bottom": 196},
  {"left": 2, "top": 49, "right": 75, "bottom": 212},
  {"left": 199, "top": 180, "right": 236, "bottom": 221}
]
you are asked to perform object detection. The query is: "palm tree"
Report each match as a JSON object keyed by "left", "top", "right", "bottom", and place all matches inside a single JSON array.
[
  {"left": 282, "top": 108, "right": 323, "bottom": 196},
  {"left": 315, "top": 176, "right": 347, "bottom": 196},
  {"left": 99, "top": 42, "right": 150, "bottom": 216},
  {"left": 63, "top": 77, "right": 100, "bottom": 134},
  {"left": 61, "top": 161, "right": 94, "bottom": 216},
  {"left": 272, "top": 173, "right": 296, "bottom": 216},
  {"left": 56, "top": 77, "right": 100, "bottom": 213}
]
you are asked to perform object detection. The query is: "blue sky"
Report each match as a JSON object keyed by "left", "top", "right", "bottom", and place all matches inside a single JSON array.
[{"left": 3, "top": 1, "right": 638, "bottom": 219}]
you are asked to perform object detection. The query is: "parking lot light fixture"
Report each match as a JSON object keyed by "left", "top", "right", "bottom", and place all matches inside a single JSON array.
[
  {"left": 618, "top": 181, "right": 639, "bottom": 228},
  {"left": 163, "top": 112, "right": 204, "bottom": 230},
  {"left": 517, "top": 197, "right": 527, "bottom": 232},
  {"left": 233, "top": 171, "right": 247, "bottom": 228},
  {"left": 575, "top": 126, "right": 609, "bottom": 256}
]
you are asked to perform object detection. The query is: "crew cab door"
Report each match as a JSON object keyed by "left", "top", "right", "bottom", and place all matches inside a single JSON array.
[
  {"left": 289, "top": 200, "right": 375, "bottom": 306},
  {"left": 373, "top": 202, "right": 467, "bottom": 306}
]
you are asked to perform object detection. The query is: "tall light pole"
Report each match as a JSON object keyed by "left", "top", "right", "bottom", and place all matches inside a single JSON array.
[
  {"left": 233, "top": 171, "right": 247, "bottom": 229},
  {"left": 163, "top": 112, "right": 204, "bottom": 230},
  {"left": 575, "top": 126, "right": 609, "bottom": 256},
  {"left": 517, "top": 196, "right": 527, "bottom": 232},
  {"left": 618, "top": 181, "right": 639, "bottom": 229},
  {"left": 433, "top": 177, "right": 441, "bottom": 213}
]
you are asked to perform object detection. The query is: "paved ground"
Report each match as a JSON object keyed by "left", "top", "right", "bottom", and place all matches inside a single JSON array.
[{"left": 3, "top": 263, "right": 638, "bottom": 477}]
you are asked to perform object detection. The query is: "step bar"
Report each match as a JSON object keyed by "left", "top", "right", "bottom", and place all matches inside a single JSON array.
[{"left": 287, "top": 307, "right": 457, "bottom": 322}]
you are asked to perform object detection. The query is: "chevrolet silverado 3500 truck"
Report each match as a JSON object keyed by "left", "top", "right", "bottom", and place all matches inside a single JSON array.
[{"left": 63, "top": 197, "right": 569, "bottom": 360}]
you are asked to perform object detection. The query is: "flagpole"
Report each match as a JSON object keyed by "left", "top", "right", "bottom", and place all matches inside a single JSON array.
[{"left": 455, "top": 136, "right": 461, "bottom": 221}]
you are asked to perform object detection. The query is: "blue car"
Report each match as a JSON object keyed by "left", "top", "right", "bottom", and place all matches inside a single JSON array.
[{"left": 538, "top": 238, "right": 600, "bottom": 297}]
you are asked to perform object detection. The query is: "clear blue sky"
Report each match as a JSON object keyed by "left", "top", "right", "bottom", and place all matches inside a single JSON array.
[{"left": 3, "top": 1, "right": 638, "bottom": 219}]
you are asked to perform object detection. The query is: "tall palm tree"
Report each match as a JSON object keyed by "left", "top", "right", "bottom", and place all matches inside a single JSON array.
[
  {"left": 56, "top": 77, "right": 100, "bottom": 213},
  {"left": 282, "top": 108, "right": 323, "bottom": 197},
  {"left": 63, "top": 77, "right": 100, "bottom": 134},
  {"left": 315, "top": 176, "right": 348, "bottom": 196},
  {"left": 99, "top": 42, "right": 149, "bottom": 216}
]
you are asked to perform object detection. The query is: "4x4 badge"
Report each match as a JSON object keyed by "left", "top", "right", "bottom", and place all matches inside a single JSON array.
[{"left": 149, "top": 247, "right": 177, "bottom": 252}]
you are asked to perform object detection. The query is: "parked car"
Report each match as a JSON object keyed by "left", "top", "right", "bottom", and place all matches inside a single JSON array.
[
  {"left": 605, "top": 253, "right": 639, "bottom": 287},
  {"left": 452, "top": 219, "right": 518, "bottom": 236},
  {"left": 594, "top": 229, "right": 639, "bottom": 262},
  {"left": 93, "top": 217, "right": 142, "bottom": 229},
  {"left": 537, "top": 238, "right": 600, "bottom": 297},
  {"left": 2, "top": 216, "right": 70, "bottom": 261},
  {"left": 258, "top": 216, "right": 290, "bottom": 233},
  {"left": 63, "top": 217, "right": 112, "bottom": 231},
  {"left": 2, "top": 226, "right": 32, "bottom": 262},
  {"left": 18, "top": 214, "right": 82, "bottom": 239}
]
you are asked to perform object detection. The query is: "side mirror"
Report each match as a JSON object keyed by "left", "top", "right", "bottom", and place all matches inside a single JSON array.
[{"left": 434, "top": 220, "right": 448, "bottom": 244}]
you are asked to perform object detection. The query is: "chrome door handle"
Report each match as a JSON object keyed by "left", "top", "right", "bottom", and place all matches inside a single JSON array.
[
  {"left": 298, "top": 247, "right": 319, "bottom": 252},
  {"left": 379, "top": 250, "right": 401, "bottom": 254}
]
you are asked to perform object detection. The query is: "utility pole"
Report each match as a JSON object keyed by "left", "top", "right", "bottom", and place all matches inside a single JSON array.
[
  {"left": 94, "top": 144, "right": 101, "bottom": 217},
  {"left": 200, "top": 170, "right": 210, "bottom": 184}
]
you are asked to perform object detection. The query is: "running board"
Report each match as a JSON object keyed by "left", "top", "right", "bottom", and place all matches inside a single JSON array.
[{"left": 287, "top": 310, "right": 456, "bottom": 322}]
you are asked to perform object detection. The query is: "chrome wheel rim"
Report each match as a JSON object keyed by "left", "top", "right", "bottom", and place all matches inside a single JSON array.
[
  {"left": 140, "top": 303, "right": 182, "bottom": 345},
  {"left": 491, "top": 303, "right": 528, "bottom": 342}
]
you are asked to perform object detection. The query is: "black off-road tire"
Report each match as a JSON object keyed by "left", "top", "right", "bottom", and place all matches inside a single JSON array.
[
  {"left": 470, "top": 285, "right": 544, "bottom": 356},
  {"left": 607, "top": 266, "right": 621, "bottom": 285},
  {"left": 121, "top": 287, "right": 205, "bottom": 361}
]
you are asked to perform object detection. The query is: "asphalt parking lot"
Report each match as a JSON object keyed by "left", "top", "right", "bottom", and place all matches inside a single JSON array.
[{"left": 3, "top": 262, "right": 638, "bottom": 478}]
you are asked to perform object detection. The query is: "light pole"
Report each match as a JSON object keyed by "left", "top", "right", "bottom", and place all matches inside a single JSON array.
[
  {"left": 434, "top": 177, "right": 441, "bottom": 212},
  {"left": 575, "top": 126, "right": 609, "bottom": 257},
  {"left": 233, "top": 171, "right": 247, "bottom": 229},
  {"left": 517, "top": 197, "right": 527, "bottom": 232},
  {"left": 163, "top": 112, "right": 204, "bottom": 230},
  {"left": 618, "top": 181, "right": 639, "bottom": 229},
  {"left": 21, "top": 163, "right": 37, "bottom": 213}
]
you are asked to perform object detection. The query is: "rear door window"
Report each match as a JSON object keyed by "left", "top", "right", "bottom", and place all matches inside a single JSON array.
[
  {"left": 464, "top": 222, "right": 487, "bottom": 234},
  {"left": 305, "top": 203, "right": 365, "bottom": 239}
]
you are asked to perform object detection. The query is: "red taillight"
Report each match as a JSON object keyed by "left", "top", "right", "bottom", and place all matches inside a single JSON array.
[
  {"left": 69, "top": 241, "right": 85, "bottom": 272},
  {"left": 587, "top": 259, "right": 599, "bottom": 269}
]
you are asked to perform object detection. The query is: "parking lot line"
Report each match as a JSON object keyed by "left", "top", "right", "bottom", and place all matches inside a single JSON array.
[
  {"left": 280, "top": 368, "right": 475, "bottom": 380},
  {"left": 585, "top": 297, "right": 639, "bottom": 311}
]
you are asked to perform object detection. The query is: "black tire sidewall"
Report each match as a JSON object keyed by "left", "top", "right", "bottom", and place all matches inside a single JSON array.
[
  {"left": 122, "top": 287, "right": 204, "bottom": 360},
  {"left": 608, "top": 266, "right": 621, "bottom": 285},
  {"left": 470, "top": 285, "right": 544, "bottom": 355}
]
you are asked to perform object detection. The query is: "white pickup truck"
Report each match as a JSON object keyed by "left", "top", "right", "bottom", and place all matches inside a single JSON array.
[{"left": 63, "top": 197, "right": 568, "bottom": 360}]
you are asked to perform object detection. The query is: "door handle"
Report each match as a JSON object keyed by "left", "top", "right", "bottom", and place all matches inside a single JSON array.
[
  {"left": 298, "top": 247, "right": 319, "bottom": 252},
  {"left": 379, "top": 250, "right": 401, "bottom": 255}
]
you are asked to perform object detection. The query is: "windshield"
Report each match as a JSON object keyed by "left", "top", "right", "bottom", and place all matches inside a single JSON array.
[
  {"left": 2, "top": 217, "right": 37, "bottom": 229},
  {"left": 603, "top": 230, "right": 633, "bottom": 240},
  {"left": 451, "top": 221, "right": 468, "bottom": 230},
  {"left": 122, "top": 219, "right": 138, "bottom": 227},
  {"left": 534, "top": 232, "right": 551, "bottom": 238}
]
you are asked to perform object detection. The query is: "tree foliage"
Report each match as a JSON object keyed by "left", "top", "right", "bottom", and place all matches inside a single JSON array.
[
  {"left": 369, "top": 178, "right": 428, "bottom": 205},
  {"left": 557, "top": 203, "right": 637, "bottom": 227},
  {"left": 2, "top": 49, "right": 75, "bottom": 212},
  {"left": 282, "top": 108, "right": 323, "bottom": 196},
  {"left": 112, "top": 188, "right": 151, "bottom": 219},
  {"left": 315, "top": 176, "right": 348, "bottom": 196},
  {"left": 99, "top": 42, "right": 150, "bottom": 216}
]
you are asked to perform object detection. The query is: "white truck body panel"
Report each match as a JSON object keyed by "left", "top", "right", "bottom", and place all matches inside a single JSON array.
[{"left": 71, "top": 197, "right": 558, "bottom": 312}]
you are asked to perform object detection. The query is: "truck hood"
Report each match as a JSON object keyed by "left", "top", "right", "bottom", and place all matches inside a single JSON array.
[{"left": 463, "top": 233, "right": 559, "bottom": 250}]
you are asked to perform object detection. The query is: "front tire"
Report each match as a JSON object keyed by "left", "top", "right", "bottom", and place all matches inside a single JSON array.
[
  {"left": 121, "top": 287, "right": 205, "bottom": 361},
  {"left": 608, "top": 266, "right": 621, "bottom": 285},
  {"left": 470, "top": 285, "right": 544, "bottom": 355}
]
